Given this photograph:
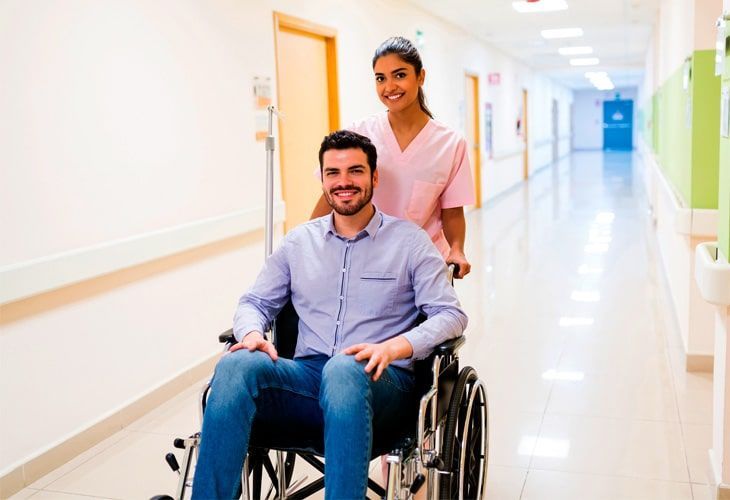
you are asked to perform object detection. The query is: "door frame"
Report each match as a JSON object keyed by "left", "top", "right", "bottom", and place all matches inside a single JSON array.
[
  {"left": 465, "top": 72, "right": 482, "bottom": 208},
  {"left": 273, "top": 12, "right": 339, "bottom": 132}
]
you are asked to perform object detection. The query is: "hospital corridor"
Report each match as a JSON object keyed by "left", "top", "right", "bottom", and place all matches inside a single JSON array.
[{"left": 2, "top": 1, "right": 730, "bottom": 500}]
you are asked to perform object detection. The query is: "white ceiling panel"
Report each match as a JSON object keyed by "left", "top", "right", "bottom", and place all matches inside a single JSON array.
[{"left": 409, "top": 0, "right": 660, "bottom": 89}]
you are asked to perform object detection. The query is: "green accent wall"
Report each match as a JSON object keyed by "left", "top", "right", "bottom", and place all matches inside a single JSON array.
[
  {"left": 719, "top": 47, "right": 730, "bottom": 261},
  {"left": 641, "top": 50, "right": 722, "bottom": 211},
  {"left": 656, "top": 64, "right": 692, "bottom": 204},
  {"left": 691, "top": 51, "right": 721, "bottom": 209}
]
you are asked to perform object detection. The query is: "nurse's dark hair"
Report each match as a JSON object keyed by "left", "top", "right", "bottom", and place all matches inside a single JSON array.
[
  {"left": 372, "top": 36, "right": 434, "bottom": 119},
  {"left": 318, "top": 130, "right": 378, "bottom": 177}
]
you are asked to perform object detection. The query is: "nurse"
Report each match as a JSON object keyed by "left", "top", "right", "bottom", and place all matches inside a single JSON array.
[{"left": 311, "top": 36, "right": 474, "bottom": 278}]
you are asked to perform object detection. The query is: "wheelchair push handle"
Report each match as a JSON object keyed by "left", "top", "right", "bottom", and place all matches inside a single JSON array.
[{"left": 446, "top": 263, "right": 459, "bottom": 282}]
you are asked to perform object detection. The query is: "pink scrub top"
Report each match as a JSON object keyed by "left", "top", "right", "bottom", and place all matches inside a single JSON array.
[{"left": 347, "top": 113, "right": 475, "bottom": 258}]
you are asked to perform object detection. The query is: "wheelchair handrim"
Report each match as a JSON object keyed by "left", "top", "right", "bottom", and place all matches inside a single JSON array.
[{"left": 458, "top": 379, "right": 488, "bottom": 500}]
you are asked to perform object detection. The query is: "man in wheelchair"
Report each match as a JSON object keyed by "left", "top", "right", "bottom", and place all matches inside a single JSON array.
[{"left": 192, "top": 130, "right": 467, "bottom": 499}]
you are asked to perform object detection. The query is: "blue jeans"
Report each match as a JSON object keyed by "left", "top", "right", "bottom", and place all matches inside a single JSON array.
[{"left": 192, "top": 350, "right": 416, "bottom": 500}]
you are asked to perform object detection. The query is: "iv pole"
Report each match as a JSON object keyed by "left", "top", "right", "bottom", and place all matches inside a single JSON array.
[
  {"left": 264, "top": 105, "right": 279, "bottom": 258},
  {"left": 262, "top": 104, "right": 289, "bottom": 500}
]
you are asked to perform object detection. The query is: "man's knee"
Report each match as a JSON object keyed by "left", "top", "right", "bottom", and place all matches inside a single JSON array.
[
  {"left": 320, "top": 354, "right": 371, "bottom": 410},
  {"left": 212, "top": 350, "right": 276, "bottom": 396}
]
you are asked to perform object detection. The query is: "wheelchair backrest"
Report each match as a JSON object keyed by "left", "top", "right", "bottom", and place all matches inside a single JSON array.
[{"left": 272, "top": 299, "right": 299, "bottom": 359}]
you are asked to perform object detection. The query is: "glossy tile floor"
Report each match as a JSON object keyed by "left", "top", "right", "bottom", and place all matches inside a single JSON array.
[{"left": 11, "top": 152, "right": 715, "bottom": 499}]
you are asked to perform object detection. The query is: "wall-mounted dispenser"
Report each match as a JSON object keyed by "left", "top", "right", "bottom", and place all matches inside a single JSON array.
[{"left": 716, "top": 12, "right": 729, "bottom": 76}]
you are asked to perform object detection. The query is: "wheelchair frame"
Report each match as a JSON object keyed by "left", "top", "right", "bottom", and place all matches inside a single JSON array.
[{"left": 159, "top": 335, "right": 488, "bottom": 500}]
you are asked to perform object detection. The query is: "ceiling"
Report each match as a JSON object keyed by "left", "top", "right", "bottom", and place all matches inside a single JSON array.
[{"left": 410, "top": 0, "right": 661, "bottom": 90}]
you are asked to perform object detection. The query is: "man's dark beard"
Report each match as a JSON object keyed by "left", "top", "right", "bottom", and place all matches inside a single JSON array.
[{"left": 325, "top": 184, "right": 373, "bottom": 216}]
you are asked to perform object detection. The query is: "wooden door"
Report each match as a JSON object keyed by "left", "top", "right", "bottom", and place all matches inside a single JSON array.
[{"left": 274, "top": 14, "right": 339, "bottom": 232}]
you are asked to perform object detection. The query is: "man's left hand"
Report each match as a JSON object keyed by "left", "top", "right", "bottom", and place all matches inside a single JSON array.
[{"left": 343, "top": 336, "right": 413, "bottom": 381}]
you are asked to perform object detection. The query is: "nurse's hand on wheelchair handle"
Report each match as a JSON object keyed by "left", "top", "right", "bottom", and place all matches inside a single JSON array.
[
  {"left": 229, "top": 330, "right": 279, "bottom": 361},
  {"left": 446, "top": 250, "right": 470, "bottom": 278},
  {"left": 343, "top": 336, "right": 413, "bottom": 382}
]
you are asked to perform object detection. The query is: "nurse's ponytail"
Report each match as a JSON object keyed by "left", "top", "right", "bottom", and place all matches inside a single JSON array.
[{"left": 373, "top": 37, "right": 434, "bottom": 119}]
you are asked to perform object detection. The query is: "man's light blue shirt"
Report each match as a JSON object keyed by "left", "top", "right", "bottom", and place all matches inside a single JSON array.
[{"left": 233, "top": 209, "right": 467, "bottom": 369}]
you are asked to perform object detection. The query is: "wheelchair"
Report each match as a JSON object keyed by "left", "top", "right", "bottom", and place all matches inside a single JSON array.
[{"left": 156, "top": 269, "right": 489, "bottom": 500}]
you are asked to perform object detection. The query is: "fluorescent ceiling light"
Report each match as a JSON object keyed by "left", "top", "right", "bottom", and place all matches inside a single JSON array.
[
  {"left": 512, "top": 0, "right": 568, "bottom": 13},
  {"left": 585, "top": 71, "right": 615, "bottom": 90},
  {"left": 570, "top": 57, "right": 600, "bottom": 66},
  {"left": 558, "top": 46, "right": 593, "bottom": 55},
  {"left": 541, "top": 28, "right": 583, "bottom": 39}
]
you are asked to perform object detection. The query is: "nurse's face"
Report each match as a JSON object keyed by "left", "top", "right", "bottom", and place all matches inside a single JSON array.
[{"left": 373, "top": 54, "right": 425, "bottom": 113}]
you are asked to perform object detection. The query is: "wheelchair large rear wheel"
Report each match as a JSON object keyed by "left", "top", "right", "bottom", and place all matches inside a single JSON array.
[{"left": 439, "top": 366, "right": 488, "bottom": 500}]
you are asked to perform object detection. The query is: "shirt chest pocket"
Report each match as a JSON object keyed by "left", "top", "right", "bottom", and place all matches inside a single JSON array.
[{"left": 358, "top": 271, "right": 398, "bottom": 315}]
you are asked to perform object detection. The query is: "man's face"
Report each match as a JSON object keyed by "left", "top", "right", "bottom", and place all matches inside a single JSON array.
[{"left": 321, "top": 148, "right": 378, "bottom": 216}]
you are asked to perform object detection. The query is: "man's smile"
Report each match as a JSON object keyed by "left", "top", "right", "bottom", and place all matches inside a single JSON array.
[{"left": 331, "top": 188, "right": 361, "bottom": 200}]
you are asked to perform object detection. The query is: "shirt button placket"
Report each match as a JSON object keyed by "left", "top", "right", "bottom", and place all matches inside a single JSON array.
[{"left": 333, "top": 242, "right": 350, "bottom": 354}]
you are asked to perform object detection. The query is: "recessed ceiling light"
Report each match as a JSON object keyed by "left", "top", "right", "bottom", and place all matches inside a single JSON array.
[
  {"left": 558, "top": 46, "right": 593, "bottom": 55},
  {"left": 512, "top": 0, "right": 568, "bottom": 13},
  {"left": 541, "top": 28, "right": 584, "bottom": 39},
  {"left": 585, "top": 70, "right": 615, "bottom": 90},
  {"left": 570, "top": 57, "right": 600, "bottom": 66}
]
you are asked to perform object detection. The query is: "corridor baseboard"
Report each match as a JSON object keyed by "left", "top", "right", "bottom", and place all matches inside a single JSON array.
[{"left": 0, "top": 352, "right": 219, "bottom": 498}]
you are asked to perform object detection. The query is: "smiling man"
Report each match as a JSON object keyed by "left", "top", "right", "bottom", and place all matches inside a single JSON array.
[{"left": 191, "top": 130, "right": 467, "bottom": 500}]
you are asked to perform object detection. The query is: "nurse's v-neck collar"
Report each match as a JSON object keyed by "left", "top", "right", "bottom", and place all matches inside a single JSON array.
[{"left": 381, "top": 112, "right": 434, "bottom": 162}]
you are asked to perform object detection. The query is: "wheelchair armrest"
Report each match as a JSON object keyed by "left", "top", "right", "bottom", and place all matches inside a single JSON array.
[
  {"left": 218, "top": 329, "right": 235, "bottom": 344},
  {"left": 433, "top": 335, "right": 466, "bottom": 355}
]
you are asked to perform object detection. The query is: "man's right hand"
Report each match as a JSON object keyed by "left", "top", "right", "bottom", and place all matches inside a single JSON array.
[{"left": 229, "top": 331, "right": 279, "bottom": 361}]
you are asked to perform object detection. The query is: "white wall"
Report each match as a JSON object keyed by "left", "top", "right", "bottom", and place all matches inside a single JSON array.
[
  {"left": 636, "top": 0, "right": 722, "bottom": 372},
  {"left": 572, "top": 87, "right": 638, "bottom": 150},
  {"left": 478, "top": 54, "right": 573, "bottom": 201},
  {"left": 657, "top": 0, "right": 696, "bottom": 86},
  {"left": 0, "top": 0, "right": 573, "bottom": 477}
]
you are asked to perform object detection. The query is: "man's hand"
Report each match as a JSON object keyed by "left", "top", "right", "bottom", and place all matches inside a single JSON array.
[
  {"left": 446, "top": 249, "right": 471, "bottom": 279},
  {"left": 229, "top": 331, "right": 279, "bottom": 361},
  {"left": 343, "top": 336, "right": 413, "bottom": 381}
]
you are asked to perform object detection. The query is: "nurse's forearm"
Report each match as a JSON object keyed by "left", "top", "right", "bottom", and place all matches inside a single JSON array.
[
  {"left": 441, "top": 207, "right": 466, "bottom": 251},
  {"left": 310, "top": 194, "right": 331, "bottom": 219}
]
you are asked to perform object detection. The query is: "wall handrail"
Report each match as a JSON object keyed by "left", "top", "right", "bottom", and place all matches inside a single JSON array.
[{"left": 0, "top": 203, "right": 286, "bottom": 305}]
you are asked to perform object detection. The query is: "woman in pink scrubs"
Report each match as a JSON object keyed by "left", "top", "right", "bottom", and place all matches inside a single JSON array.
[{"left": 312, "top": 36, "right": 474, "bottom": 278}]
